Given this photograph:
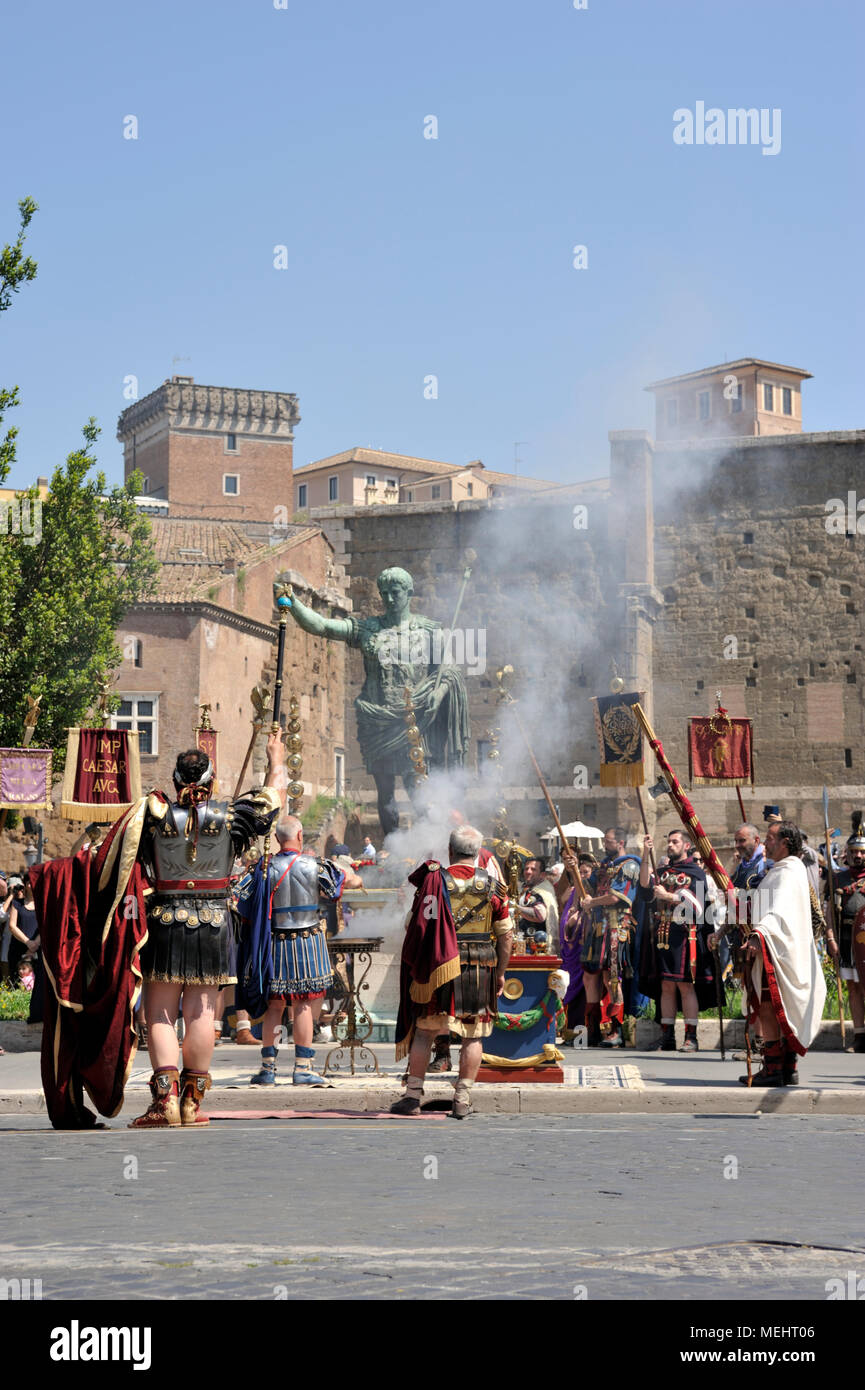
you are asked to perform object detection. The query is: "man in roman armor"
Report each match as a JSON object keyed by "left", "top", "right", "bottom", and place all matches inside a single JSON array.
[
  {"left": 128, "top": 732, "right": 284, "bottom": 1127},
  {"left": 235, "top": 816, "right": 362, "bottom": 1087},
  {"left": 578, "top": 827, "right": 640, "bottom": 1048},
  {"left": 427, "top": 829, "right": 504, "bottom": 1076},
  {"left": 392, "top": 824, "right": 514, "bottom": 1119},
  {"left": 824, "top": 812, "right": 865, "bottom": 1054},
  {"left": 638, "top": 828, "right": 716, "bottom": 1052}
]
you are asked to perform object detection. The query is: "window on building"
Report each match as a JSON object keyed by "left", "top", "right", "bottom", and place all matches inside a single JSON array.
[
  {"left": 698, "top": 389, "right": 711, "bottom": 421},
  {"left": 477, "top": 739, "right": 492, "bottom": 766},
  {"left": 763, "top": 383, "right": 774, "bottom": 411},
  {"left": 466, "top": 482, "right": 473, "bottom": 496},
  {"left": 365, "top": 474, "right": 377, "bottom": 487},
  {"left": 223, "top": 474, "right": 239, "bottom": 495},
  {"left": 386, "top": 478, "right": 397, "bottom": 489},
  {"left": 133, "top": 640, "right": 142, "bottom": 668},
  {"left": 334, "top": 750, "right": 345, "bottom": 798},
  {"left": 142, "top": 476, "right": 150, "bottom": 493},
  {"left": 328, "top": 476, "right": 339, "bottom": 502},
  {"left": 730, "top": 383, "right": 743, "bottom": 413},
  {"left": 113, "top": 695, "right": 159, "bottom": 755},
  {"left": 431, "top": 484, "right": 441, "bottom": 500},
  {"left": 665, "top": 398, "right": 678, "bottom": 427},
  {"left": 226, "top": 433, "right": 237, "bottom": 451},
  {"left": 297, "top": 483, "right": 307, "bottom": 509},
  {"left": 406, "top": 490, "right": 413, "bottom": 502},
  {"left": 782, "top": 386, "right": 792, "bottom": 415}
]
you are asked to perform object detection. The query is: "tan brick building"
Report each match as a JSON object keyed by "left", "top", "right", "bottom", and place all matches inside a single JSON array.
[
  {"left": 117, "top": 377, "right": 299, "bottom": 523},
  {"left": 293, "top": 447, "right": 559, "bottom": 513}
]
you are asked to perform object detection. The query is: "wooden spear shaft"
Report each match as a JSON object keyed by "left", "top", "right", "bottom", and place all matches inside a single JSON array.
[
  {"left": 635, "top": 785, "right": 656, "bottom": 873},
  {"left": 509, "top": 703, "right": 587, "bottom": 899}
]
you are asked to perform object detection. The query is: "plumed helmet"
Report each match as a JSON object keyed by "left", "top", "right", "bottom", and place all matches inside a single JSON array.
[{"left": 847, "top": 811, "right": 865, "bottom": 851}]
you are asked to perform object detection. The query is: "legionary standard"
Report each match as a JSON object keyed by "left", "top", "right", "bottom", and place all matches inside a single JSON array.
[
  {"left": 583, "top": 849, "right": 641, "bottom": 1047},
  {"left": 826, "top": 812, "right": 865, "bottom": 1053}
]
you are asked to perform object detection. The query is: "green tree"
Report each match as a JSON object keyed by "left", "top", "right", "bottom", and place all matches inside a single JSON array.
[
  {"left": 0, "top": 200, "right": 159, "bottom": 765},
  {"left": 0, "top": 197, "right": 38, "bottom": 484}
]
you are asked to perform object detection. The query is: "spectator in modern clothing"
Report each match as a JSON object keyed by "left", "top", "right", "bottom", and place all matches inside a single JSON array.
[
  {"left": 361, "top": 837, "right": 377, "bottom": 863},
  {"left": 7, "top": 874, "right": 40, "bottom": 976},
  {"left": 0, "top": 872, "right": 11, "bottom": 983}
]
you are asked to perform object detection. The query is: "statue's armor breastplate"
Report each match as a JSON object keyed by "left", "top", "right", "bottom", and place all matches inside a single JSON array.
[
  {"left": 152, "top": 801, "right": 234, "bottom": 889},
  {"left": 444, "top": 869, "right": 495, "bottom": 939},
  {"left": 270, "top": 852, "right": 321, "bottom": 932}
]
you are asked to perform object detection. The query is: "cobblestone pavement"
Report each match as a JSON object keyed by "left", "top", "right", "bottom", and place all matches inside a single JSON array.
[{"left": 2, "top": 1114, "right": 864, "bottom": 1299}]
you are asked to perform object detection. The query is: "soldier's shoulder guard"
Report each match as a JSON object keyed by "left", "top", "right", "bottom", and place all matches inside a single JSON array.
[
  {"left": 620, "top": 857, "right": 640, "bottom": 881},
  {"left": 145, "top": 791, "right": 169, "bottom": 822}
]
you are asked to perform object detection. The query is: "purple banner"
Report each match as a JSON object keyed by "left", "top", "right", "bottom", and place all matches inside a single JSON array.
[{"left": 0, "top": 747, "right": 53, "bottom": 810}]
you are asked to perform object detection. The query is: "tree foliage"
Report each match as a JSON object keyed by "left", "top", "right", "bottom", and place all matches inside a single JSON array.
[
  {"left": 0, "top": 197, "right": 38, "bottom": 485},
  {"left": 0, "top": 201, "right": 159, "bottom": 766}
]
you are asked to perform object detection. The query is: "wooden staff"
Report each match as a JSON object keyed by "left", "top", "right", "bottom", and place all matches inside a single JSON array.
[
  {"left": 232, "top": 685, "right": 268, "bottom": 800},
  {"left": 635, "top": 785, "right": 656, "bottom": 873},
  {"left": 509, "top": 703, "right": 587, "bottom": 900}
]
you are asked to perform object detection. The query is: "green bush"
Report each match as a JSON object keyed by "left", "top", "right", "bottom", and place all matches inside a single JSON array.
[{"left": 0, "top": 985, "right": 32, "bottom": 1020}]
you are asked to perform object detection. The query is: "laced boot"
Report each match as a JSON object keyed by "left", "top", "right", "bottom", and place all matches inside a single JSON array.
[
  {"left": 585, "top": 1002, "right": 602, "bottom": 1048},
  {"left": 741, "top": 1038, "right": 785, "bottom": 1086},
  {"left": 250, "top": 1045, "right": 277, "bottom": 1086},
  {"left": 680, "top": 1021, "right": 699, "bottom": 1053},
  {"left": 782, "top": 1043, "right": 800, "bottom": 1086},
  {"left": 292, "top": 1043, "right": 329, "bottom": 1087},
  {"left": 659, "top": 1019, "right": 677, "bottom": 1051},
  {"left": 854, "top": 1029, "right": 865, "bottom": 1055},
  {"left": 180, "top": 1069, "right": 213, "bottom": 1125},
  {"left": 450, "top": 1077, "right": 474, "bottom": 1120},
  {"left": 600, "top": 1019, "right": 623, "bottom": 1048},
  {"left": 128, "top": 1067, "right": 181, "bottom": 1128},
  {"left": 391, "top": 1074, "right": 423, "bottom": 1116}
]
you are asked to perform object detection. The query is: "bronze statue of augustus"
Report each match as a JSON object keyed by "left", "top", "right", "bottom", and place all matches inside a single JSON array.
[{"left": 279, "top": 566, "right": 470, "bottom": 836}]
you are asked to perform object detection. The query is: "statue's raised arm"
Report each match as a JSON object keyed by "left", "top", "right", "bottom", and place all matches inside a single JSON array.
[{"left": 275, "top": 576, "right": 353, "bottom": 643}]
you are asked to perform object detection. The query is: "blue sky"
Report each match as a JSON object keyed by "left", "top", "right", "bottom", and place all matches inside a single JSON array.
[{"left": 1, "top": 0, "right": 862, "bottom": 490}]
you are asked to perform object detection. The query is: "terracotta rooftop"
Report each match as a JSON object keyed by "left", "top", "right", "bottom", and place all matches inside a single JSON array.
[
  {"left": 149, "top": 517, "right": 314, "bottom": 602},
  {"left": 295, "top": 447, "right": 465, "bottom": 478},
  {"left": 644, "top": 358, "right": 813, "bottom": 391}
]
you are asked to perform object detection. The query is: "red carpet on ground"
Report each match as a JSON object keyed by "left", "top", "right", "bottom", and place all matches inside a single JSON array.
[{"left": 209, "top": 1109, "right": 446, "bottom": 1120}]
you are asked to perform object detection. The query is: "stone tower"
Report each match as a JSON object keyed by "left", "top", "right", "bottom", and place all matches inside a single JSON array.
[{"left": 117, "top": 377, "right": 300, "bottom": 522}]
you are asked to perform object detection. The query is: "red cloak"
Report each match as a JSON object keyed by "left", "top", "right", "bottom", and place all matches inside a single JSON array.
[
  {"left": 30, "top": 803, "right": 149, "bottom": 1129},
  {"left": 394, "top": 861, "right": 460, "bottom": 1060}
]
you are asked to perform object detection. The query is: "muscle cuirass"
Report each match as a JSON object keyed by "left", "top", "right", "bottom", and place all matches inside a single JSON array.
[
  {"left": 839, "top": 871, "right": 865, "bottom": 928},
  {"left": 269, "top": 852, "right": 321, "bottom": 933},
  {"left": 443, "top": 869, "right": 495, "bottom": 938},
  {"left": 151, "top": 801, "right": 235, "bottom": 888}
]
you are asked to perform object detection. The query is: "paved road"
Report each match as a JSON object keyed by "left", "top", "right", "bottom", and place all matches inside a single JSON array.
[{"left": 1, "top": 1113, "right": 864, "bottom": 1299}]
